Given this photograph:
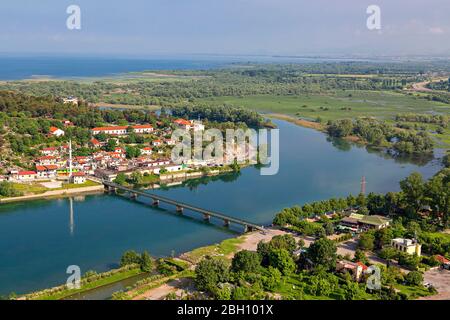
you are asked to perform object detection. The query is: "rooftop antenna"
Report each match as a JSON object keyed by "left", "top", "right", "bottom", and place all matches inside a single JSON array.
[{"left": 360, "top": 176, "right": 366, "bottom": 195}]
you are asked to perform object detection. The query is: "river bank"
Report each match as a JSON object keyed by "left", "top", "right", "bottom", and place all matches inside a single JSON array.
[{"left": 0, "top": 184, "right": 104, "bottom": 204}]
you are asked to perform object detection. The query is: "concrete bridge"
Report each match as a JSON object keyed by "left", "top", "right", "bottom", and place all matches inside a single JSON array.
[{"left": 103, "top": 180, "right": 265, "bottom": 233}]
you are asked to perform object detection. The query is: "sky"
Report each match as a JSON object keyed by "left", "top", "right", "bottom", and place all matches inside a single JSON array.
[{"left": 0, "top": 0, "right": 449, "bottom": 57}]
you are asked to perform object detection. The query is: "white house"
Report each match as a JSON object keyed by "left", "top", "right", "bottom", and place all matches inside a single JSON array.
[
  {"left": 70, "top": 172, "right": 86, "bottom": 184},
  {"left": 91, "top": 124, "right": 153, "bottom": 136},
  {"left": 49, "top": 127, "right": 65, "bottom": 137},
  {"left": 63, "top": 96, "right": 79, "bottom": 105},
  {"left": 141, "top": 147, "right": 153, "bottom": 155},
  {"left": 15, "top": 171, "right": 37, "bottom": 181},
  {"left": 391, "top": 238, "right": 422, "bottom": 256}
]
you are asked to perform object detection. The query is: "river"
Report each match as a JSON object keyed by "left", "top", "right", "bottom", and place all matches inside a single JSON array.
[{"left": 0, "top": 119, "right": 443, "bottom": 296}]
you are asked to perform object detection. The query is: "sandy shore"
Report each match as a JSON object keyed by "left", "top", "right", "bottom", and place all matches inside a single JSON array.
[
  {"left": 267, "top": 113, "right": 325, "bottom": 130},
  {"left": 0, "top": 185, "right": 104, "bottom": 203}
]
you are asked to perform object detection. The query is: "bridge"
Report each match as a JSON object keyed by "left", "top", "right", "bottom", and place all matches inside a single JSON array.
[{"left": 102, "top": 180, "right": 265, "bottom": 233}]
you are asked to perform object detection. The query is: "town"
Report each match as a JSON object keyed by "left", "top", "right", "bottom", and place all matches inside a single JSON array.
[{"left": 0, "top": 106, "right": 254, "bottom": 198}]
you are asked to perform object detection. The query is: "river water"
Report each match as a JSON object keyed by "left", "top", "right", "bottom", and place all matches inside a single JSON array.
[{"left": 0, "top": 120, "right": 442, "bottom": 296}]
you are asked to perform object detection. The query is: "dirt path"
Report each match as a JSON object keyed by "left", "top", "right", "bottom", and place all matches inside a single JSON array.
[
  {"left": 132, "top": 278, "right": 194, "bottom": 300},
  {"left": 407, "top": 78, "right": 448, "bottom": 92}
]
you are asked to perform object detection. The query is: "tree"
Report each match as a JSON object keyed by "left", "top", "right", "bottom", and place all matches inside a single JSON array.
[
  {"left": 140, "top": 251, "right": 153, "bottom": 272},
  {"left": 324, "top": 222, "right": 335, "bottom": 236},
  {"left": 353, "top": 249, "right": 369, "bottom": 265},
  {"left": 358, "top": 232, "right": 375, "bottom": 251},
  {"left": 269, "top": 234, "right": 297, "bottom": 254},
  {"left": 378, "top": 247, "right": 398, "bottom": 260},
  {"left": 195, "top": 257, "right": 230, "bottom": 293},
  {"left": 262, "top": 266, "right": 282, "bottom": 291},
  {"left": 267, "top": 249, "right": 296, "bottom": 275},
  {"left": 405, "top": 271, "right": 423, "bottom": 286},
  {"left": 105, "top": 139, "right": 117, "bottom": 151},
  {"left": 120, "top": 250, "right": 141, "bottom": 267},
  {"left": 425, "top": 170, "right": 450, "bottom": 226},
  {"left": 400, "top": 172, "right": 425, "bottom": 216},
  {"left": 114, "top": 173, "right": 127, "bottom": 185},
  {"left": 0, "top": 181, "right": 22, "bottom": 197},
  {"left": 231, "top": 250, "right": 261, "bottom": 274},
  {"left": 375, "top": 228, "right": 393, "bottom": 249},
  {"left": 307, "top": 238, "right": 337, "bottom": 271}
]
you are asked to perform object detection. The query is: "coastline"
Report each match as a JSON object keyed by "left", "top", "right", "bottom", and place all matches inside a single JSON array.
[{"left": 0, "top": 184, "right": 104, "bottom": 204}]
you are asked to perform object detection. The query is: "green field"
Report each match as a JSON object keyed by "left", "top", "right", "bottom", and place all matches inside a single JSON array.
[{"left": 199, "top": 90, "right": 450, "bottom": 122}]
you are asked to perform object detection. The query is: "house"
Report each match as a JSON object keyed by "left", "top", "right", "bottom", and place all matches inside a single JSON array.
[
  {"left": 49, "top": 127, "right": 65, "bottom": 137},
  {"left": 174, "top": 119, "right": 192, "bottom": 130},
  {"left": 63, "top": 96, "right": 78, "bottom": 105},
  {"left": 62, "top": 120, "right": 74, "bottom": 127},
  {"left": 36, "top": 156, "right": 57, "bottom": 166},
  {"left": 434, "top": 255, "right": 450, "bottom": 269},
  {"left": 70, "top": 172, "right": 86, "bottom": 184},
  {"left": 192, "top": 120, "right": 205, "bottom": 132},
  {"left": 165, "top": 138, "right": 176, "bottom": 146},
  {"left": 141, "top": 147, "right": 153, "bottom": 155},
  {"left": 132, "top": 124, "right": 154, "bottom": 134},
  {"left": 391, "top": 238, "right": 422, "bottom": 256},
  {"left": 36, "top": 165, "right": 58, "bottom": 179},
  {"left": 40, "top": 147, "right": 58, "bottom": 156},
  {"left": 359, "top": 215, "right": 391, "bottom": 231},
  {"left": 152, "top": 139, "right": 162, "bottom": 147},
  {"left": 16, "top": 171, "right": 37, "bottom": 181},
  {"left": 89, "top": 138, "right": 102, "bottom": 148},
  {"left": 91, "top": 124, "right": 153, "bottom": 136},
  {"left": 114, "top": 147, "right": 125, "bottom": 154},
  {"left": 338, "top": 216, "right": 360, "bottom": 233},
  {"left": 338, "top": 214, "right": 391, "bottom": 233},
  {"left": 336, "top": 260, "right": 367, "bottom": 282}
]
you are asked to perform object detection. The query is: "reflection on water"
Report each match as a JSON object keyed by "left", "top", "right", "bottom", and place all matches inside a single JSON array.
[
  {"left": 0, "top": 119, "right": 443, "bottom": 296},
  {"left": 326, "top": 136, "right": 438, "bottom": 166}
]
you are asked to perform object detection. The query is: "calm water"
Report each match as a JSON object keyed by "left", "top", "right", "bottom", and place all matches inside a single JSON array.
[
  {"left": 0, "top": 56, "right": 233, "bottom": 80},
  {"left": 0, "top": 55, "right": 381, "bottom": 80},
  {"left": 0, "top": 120, "right": 442, "bottom": 295}
]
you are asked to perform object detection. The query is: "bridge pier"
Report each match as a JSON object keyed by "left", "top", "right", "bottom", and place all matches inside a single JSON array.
[
  {"left": 130, "top": 192, "right": 138, "bottom": 200},
  {"left": 102, "top": 181, "right": 264, "bottom": 234},
  {"left": 105, "top": 185, "right": 116, "bottom": 193}
]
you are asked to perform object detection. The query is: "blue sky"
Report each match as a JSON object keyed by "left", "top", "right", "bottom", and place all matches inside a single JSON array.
[{"left": 1, "top": 0, "right": 449, "bottom": 56}]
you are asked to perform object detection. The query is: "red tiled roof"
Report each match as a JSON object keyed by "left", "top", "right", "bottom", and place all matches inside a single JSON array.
[
  {"left": 36, "top": 166, "right": 46, "bottom": 171},
  {"left": 356, "top": 262, "right": 368, "bottom": 271},
  {"left": 49, "top": 126, "right": 62, "bottom": 133},
  {"left": 72, "top": 172, "right": 85, "bottom": 177},
  {"left": 37, "top": 156, "right": 55, "bottom": 160},
  {"left": 42, "top": 147, "right": 57, "bottom": 151},
  {"left": 174, "top": 119, "right": 191, "bottom": 126},
  {"left": 18, "top": 171, "right": 36, "bottom": 175},
  {"left": 133, "top": 124, "right": 153, "bottom": 129},
  {"left": 90, "top": 138, "right": 101, "bottom": 145},
  {"left": 92, "top": 124, "right": 153, "bottom": 131},
  {"left": 435, "top": 255, "right": 450, "bottom": 264}
]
